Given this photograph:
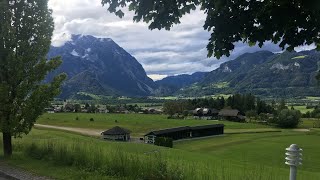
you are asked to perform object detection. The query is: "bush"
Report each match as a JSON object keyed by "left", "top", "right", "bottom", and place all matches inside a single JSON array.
[
  {"left": 90, "top": 118, "right": 94, "bottom": 122},
  {"left": 274, "top": 109, "right": 301, "bottom": 128},
  {"left": 155, "top": 137, "right": 173, "bottom": 148},
  {"left": 75, "top": 117, "right": 79, "bottom": 121}
]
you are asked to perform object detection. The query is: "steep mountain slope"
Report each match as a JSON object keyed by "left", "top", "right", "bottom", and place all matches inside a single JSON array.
[
  {"left": 47, "top": 35, "right": 156, "bottom": 98},
  {"left": 179, "top": 50, "right": 320, "bottom": 97},
  {"left": 155, "top": 72, "right": 208, "bottom": 94}
]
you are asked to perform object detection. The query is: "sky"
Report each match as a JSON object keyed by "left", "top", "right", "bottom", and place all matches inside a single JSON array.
[{"left": 48, "top": 0, "right": 315, "bottom": 81}]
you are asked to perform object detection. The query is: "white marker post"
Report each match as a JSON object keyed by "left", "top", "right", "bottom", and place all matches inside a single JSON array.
[{"left": 285, "top": 144, "right": 303, "bottom": 180}]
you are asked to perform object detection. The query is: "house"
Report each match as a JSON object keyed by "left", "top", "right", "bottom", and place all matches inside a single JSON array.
[
  {"left": 117, "top": 107, "right": 129, "bottom": 114},
  {"left": 218, "top": 109, "right": 245, "bottom": 122},
  {"left": 45, "top": 108, "right": 55, "bottom": 114},
  {"left": 193, "top": 108, "right": 203, "bottom": 117},
  {"left": 64, "top": 103, "right": 75, "bottom": 112},
  {"left": 101, "top": 126, "right": 131, "bottom": 141},
  {"left": 202, "top": 108, "right": 219, "bottom": 120},
  {"left": 144, "top": 124, "right": 224, "bottom": 144},
  {"left": 97, "top": 107, "right": 109, "bottom": 113},
  {"left": 193, "top": 108, "right": 219, "bottom": 120}
]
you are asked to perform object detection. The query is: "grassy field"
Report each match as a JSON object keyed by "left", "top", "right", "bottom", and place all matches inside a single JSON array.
[
  {"left": 305, "top": 96, "right": 320, "bottom": 101},
  {"left": 37, "top": 113, "right": 272, "bottom": 136},
  {"left": 2, "top": 127, "right": 319, "bottom": 180},
  {"left": 2, "top": 113, "right": 318, "bottom": 179},
  {"left": 293, "top": 106, "right": 314, "bottom": 114}
]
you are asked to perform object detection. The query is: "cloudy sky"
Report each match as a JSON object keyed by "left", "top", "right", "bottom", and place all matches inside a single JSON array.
[{"left": 48, "top": 0, "right": 314, "bottom": 81}]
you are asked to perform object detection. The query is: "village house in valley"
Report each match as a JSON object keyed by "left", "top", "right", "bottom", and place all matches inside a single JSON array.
[
  {"left": 193, "top": 108, "right": 219, "bottom": 120},
  {"left": 218, "top": 109, "right": 245, "bottom": 122}
]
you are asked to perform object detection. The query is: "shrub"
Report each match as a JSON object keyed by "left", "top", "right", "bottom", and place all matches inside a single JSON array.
[
  {"left": 155, "top": 137, "right": 173, "bottom": 148},
  {"left": 274, "top": 109, "right": 301, "bottom": 128},
  {"left": 90, "top": 118, "right": 94, "bottom": 122},
  {"left": 75, "top": 117, "right": 79, "bottom": 121}
]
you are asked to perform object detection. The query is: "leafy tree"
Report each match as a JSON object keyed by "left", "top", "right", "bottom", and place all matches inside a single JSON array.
[
  {"left": 74, "top": 104, "right": 81, "bottom": 112},
  {"left": 245, "top": 110, "right": 257, "bottom": 121},
  {"left": 274, "top": 109, "right": 301, "bottom": 128},
  {"left": 0, "top": 0, "right": 66, "bottom": 156},
  {"left": 102, "top": 0, "right": 320, "bottom": 58},
  {"left": 278, "top": 99, "right": 288, "bottom": 111}
]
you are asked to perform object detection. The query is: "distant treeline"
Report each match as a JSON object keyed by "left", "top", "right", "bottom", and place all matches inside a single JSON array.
[{"left": 163, "top": 94, "right": 281, "bottom": 116}]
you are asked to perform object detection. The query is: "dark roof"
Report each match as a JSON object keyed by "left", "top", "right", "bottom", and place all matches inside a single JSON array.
[
  {"left": 145, "top": 126, "right": 190, "bottom": 136},
  {"left": 191, "top": 124, "right": 224, "bottom": 130},
  {"left": 144, "top": 124, "right": 224, "bottom": 136},
  {"left": 193, "top": 108, "right": 203, "bottom": 114},
  {"left": 219, "top": 109, "right": 240, "bottom": 117},
  {"left": 101, "top": 126, "right": 131, "bottom": 135}
]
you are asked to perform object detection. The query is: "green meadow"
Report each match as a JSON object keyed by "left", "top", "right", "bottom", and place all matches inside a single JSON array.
[
  {"left": 293, "top": 106, "right": 314, "bottom": 114},
  {"left": 1, "top": 113, "right": 319, "bottom": 179},
  {"left": 2, "top": 128, "right": 320, "bottom": 180},
  {"left": 37, "top": 113, "right": 271, "bottom": 136}
]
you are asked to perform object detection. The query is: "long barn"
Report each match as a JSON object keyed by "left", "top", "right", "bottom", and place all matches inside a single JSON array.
[{"left": 144, "top": 124, "right": 224, "bottom": 144}]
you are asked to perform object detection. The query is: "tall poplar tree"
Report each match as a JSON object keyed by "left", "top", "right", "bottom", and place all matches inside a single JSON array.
[{"left": 0, "top": 0, "right": 66, "bottom": 156}]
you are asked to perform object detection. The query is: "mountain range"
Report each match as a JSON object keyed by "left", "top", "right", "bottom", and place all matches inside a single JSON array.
[
  {"left": 177, "top": 50, "right": 320, "bottom": 97},
  {"left": 47, "top": 35, "right": 320, "bottom": 99},
  {"left": 47, "top": 35, "right": 156, "bottom": 98}
]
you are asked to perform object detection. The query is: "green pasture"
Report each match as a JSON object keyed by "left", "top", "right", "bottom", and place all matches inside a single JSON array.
[
  {"left": 175, "top": 130, "right": 320, "bottom": 179},
  {"left": 300, "top": 119, "right": 320, "bottom": 128},
  {"left": 305, "top": 96, "right": 320, "bottom": 101},
  {"left": 292, "top": 55, "right": 308, "bottom": 59},
  {"left": 37, "top": 113, "right": 271, "bottom": 136},
  {"left": 293, "top": 106, "right": 314, "bottom": 114},
  {"left": 2, "top": 127, "right": 319, "bottom": 180}
]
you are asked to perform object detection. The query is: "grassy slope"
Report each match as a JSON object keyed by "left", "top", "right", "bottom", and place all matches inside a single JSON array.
[
  {"left": 3, "top": 114, "right": 318, "bottom": 179},
  {"left": 175, "top": 130, "right": 320, "bottom": 179},
  {"left": 3, "top": 128, "right": 320, "bottom": 180},
  {"left": 37, "top": 113, "right": 271, "bottom": 136}
]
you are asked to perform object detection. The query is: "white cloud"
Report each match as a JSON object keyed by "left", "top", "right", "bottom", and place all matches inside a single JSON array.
[
  {"left": 48, "top": 0, "right": 303, "bottom": 77},
  {"left": 147, "top": 74, "right": 168, "bottom": 81}
]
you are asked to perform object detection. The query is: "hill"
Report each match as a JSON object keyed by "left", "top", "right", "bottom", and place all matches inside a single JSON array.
[
  {"left": 47, "top": 35, "right": 156, "bottom": 98},
  {"left": 154, "top": 72, "right": 208, "bottom": 95},
  {"left": 178, "top": 50, "right": 320, "bottom": 97}
]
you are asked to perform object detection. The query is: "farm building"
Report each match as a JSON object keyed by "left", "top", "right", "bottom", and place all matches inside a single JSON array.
[
  {"left": 193, "top": 108, "right": 219, "bottom": 120},
  {"left": 101, "top": 126, "right": 131, "bottom": 141},
  {"left": 144, "top": 124, "right": 224, "bottom": 144},
  {"left": 218, "top": 109, "right": 245, "bottom": 122},
  {"left": 191, "top": 124, "right": 224, "bottom": 137},
  {"left": 97, "top": 107, "right": 109, "bottom": 113}
]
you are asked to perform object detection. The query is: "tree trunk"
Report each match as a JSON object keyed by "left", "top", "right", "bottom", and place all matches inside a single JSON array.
[{"left": 3, "top": 132, "right": 12, "bottom": 157}]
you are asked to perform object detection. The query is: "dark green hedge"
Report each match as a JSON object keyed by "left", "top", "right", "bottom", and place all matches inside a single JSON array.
[{"left": 155, "top": 137, "right": 173, "bottom": 148}]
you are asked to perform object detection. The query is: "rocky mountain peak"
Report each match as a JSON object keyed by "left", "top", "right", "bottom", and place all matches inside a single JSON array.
[{"left": 47, "top": 34, "right": 156, "bottom": 98}]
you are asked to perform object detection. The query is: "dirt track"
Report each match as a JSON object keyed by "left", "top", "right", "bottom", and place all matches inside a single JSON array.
[{"left": 34, "top": 124, "right": 103, "bottom": 137}]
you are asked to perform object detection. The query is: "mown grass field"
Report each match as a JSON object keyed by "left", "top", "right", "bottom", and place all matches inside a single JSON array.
[
  {"left": 2, "top": 127, "right": 320, "bottom": 180},
  {"left": 37, "top": 113, "right": 272, "bottom": 136},
  {"left": 293, "top": 105, "right": 314, "bottom": 114}
]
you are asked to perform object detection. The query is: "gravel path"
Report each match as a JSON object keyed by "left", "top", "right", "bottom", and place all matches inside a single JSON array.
[
  {"left": 34, "top": 124, "right": 144, "bottom": 143},
  {"left": 35, "top": 124, "right": 103, "bottom": 137},
  {"left": 0, "top": 162, "right": 51, "bottom": 180}
]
